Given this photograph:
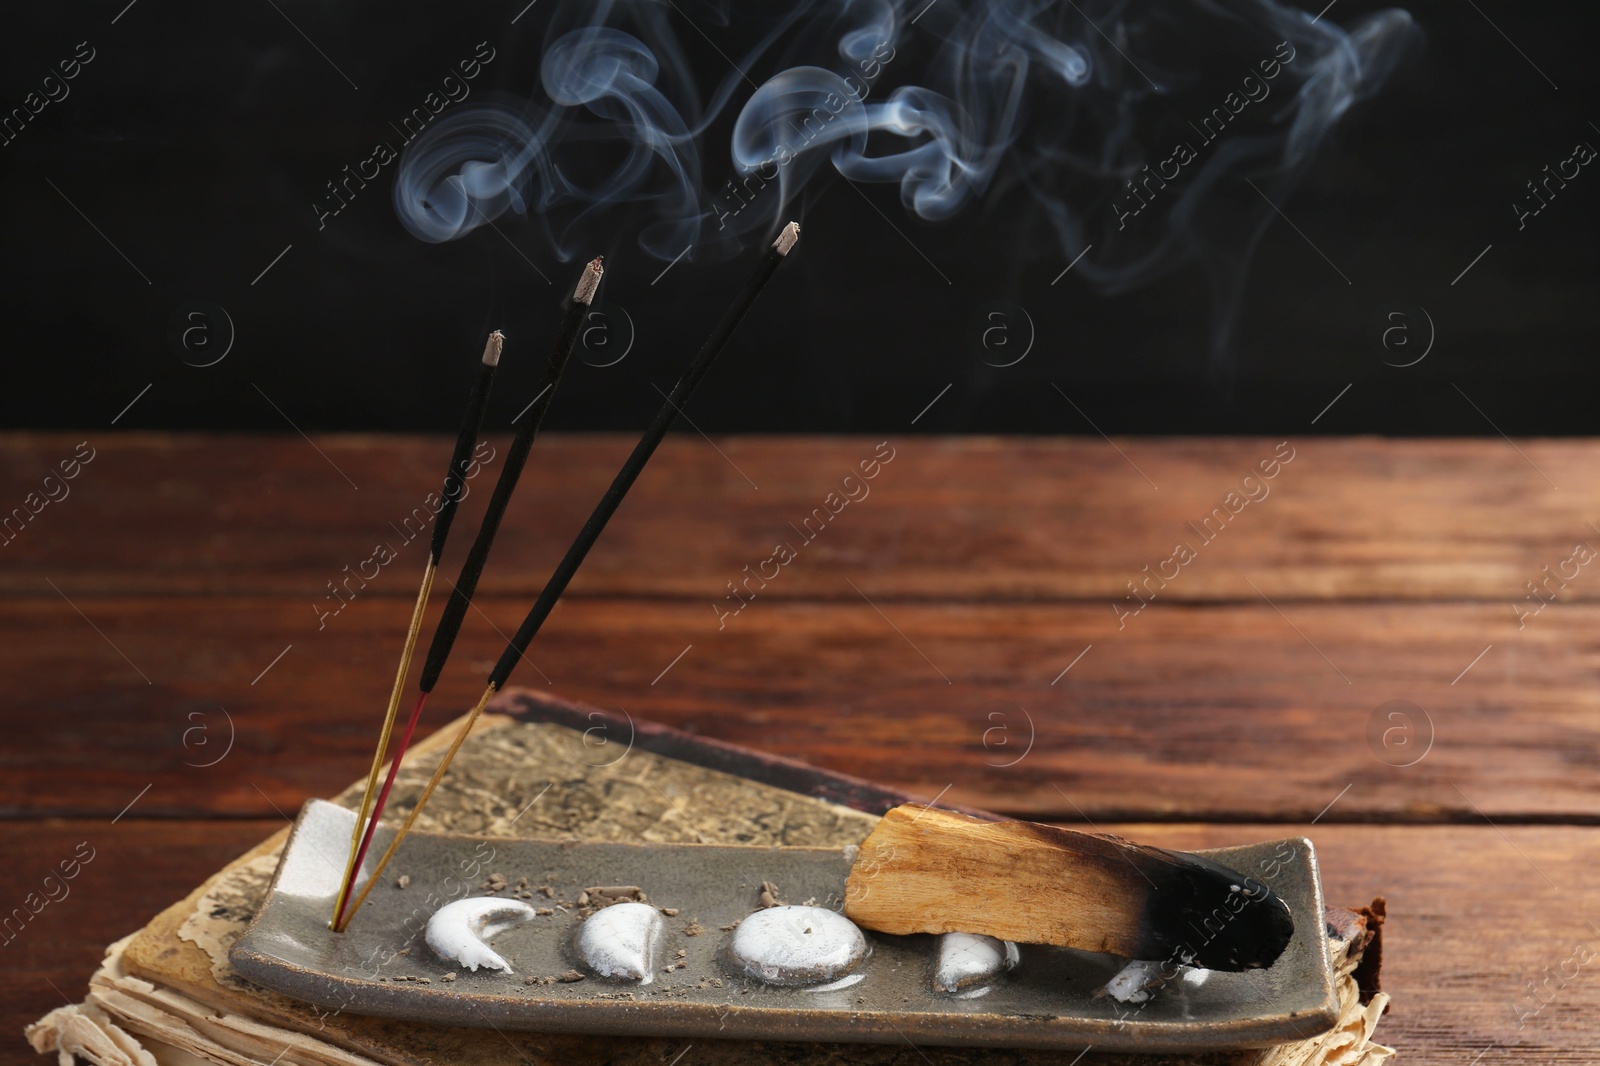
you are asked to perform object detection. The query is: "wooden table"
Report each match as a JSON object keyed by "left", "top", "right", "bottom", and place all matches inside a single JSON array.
[{"left": 3, "top": 433, "right": 1597, "bottom": 1063}]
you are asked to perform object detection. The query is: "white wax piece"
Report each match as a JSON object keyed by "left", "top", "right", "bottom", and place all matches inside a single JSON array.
[
  {"left": 1103, "top": 958, "right": 1192, "bottom": 1004},
  {"left": 803, "top": 972, "right": 868, "bottom": 993},
  {"left": 728, "top": 905, "right": 867, "bottom": 987},
  {"left": 424, "top": 897, "right": 536, "bottom": 975},
  {"left": 933, "top": 932, "right": 1020, "bottom": 992},
  {"left": 576, "top": 901, "right": 662, "bottom": 983}
]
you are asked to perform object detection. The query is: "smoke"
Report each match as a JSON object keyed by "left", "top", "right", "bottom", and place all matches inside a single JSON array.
[{"left": 393, "top": 0, "right": 1416, "bottom": 351}]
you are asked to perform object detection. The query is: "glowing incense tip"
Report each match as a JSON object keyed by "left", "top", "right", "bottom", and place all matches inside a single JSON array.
[
  {"left": 573, "top": 256, "right": 604, "bottom": 305},
  {"left": 773, "top": 221, "right": 800, "bottom": 256},
  {"left": 482, "top": 330, "right": 505, "bottom": 366}
]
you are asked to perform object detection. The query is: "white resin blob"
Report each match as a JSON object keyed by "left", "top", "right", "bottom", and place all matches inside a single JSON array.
[
  {"left": 728, "top": 905, "right": 867, "bottom": 987},
  {"left": 933, "top": 932, "right": 1020, "bottom": 992},
  {"left": 424, "top": 897, "right": 537, "bottom": 974},
  {"left": 576, "top": 901, "right": 663, "bottom": 982},
  {"left": 1102, "top": 958, "right": 1209, "bottom": 1003}
]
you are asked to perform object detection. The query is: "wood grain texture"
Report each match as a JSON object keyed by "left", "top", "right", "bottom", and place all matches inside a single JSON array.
[
  {"left": 0, "top": 820, "right": 282, "bottom": 1062},
  {"left": 844, "top": 804, "right": 1161, "bottom": 953},
  {"left": 6, "top": 821, "right": 1596, "bottom": 1066},
  {"left": 5, "top": 433, "right": 1600, "bottom": 602},
  {"left": 4, "top": 432, "right": 1598, "bottom": 1061},
  {"left": 1, "top": 596, "right": 1594, "bottom": 822}
]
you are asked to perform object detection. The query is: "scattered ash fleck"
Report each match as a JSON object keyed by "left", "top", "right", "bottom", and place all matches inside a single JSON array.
[
  {"left": 395, "top": 875, "right": 410, "bottom": 889},
  {"left": 575, "top": 885, "right": 647, "bottom": 917},
  {"left": 684, "top": 920, "right": 706, "bottom": 937},
  {"left": 558, "top": 969, "right": 586, "bottom": 983}
]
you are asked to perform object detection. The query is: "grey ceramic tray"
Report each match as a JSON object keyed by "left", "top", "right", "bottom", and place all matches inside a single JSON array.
[{"left": 230, "top": 799, "right": 1338, "bottom": 1051}]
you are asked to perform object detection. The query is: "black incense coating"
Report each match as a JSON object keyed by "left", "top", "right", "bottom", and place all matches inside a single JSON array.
[
  {"left": 486, "top": 222, "right": 799, "bottom": 691},
  {"left": 417, "top": 256, "right": 603, "bottom": 693},
  {"left": 428, "top": 332, "right": 503, "bottom": 565}
]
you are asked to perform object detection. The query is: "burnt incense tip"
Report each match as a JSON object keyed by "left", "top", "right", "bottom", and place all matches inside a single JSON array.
[
  {"left": 773, "top": 221, "right": 800, "bottom": 256},
  {"left": 1138, "top": 849, "right": 1296, "bottom": 972},
  {"left": 482, "top": 330, "right": 505, "bottom": 367},
  {"left": 573, "top": 256, "right": 605, "bottom": 306}
]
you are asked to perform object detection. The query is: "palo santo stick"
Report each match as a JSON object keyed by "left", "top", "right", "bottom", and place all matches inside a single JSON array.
[{"left": 843, "top": 804, "right": 1294, "bottom": 972}]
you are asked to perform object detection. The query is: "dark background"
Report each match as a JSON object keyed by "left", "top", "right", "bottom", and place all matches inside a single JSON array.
[{"left": 0, "top": 0, "right": 1593, "bottom": 436}]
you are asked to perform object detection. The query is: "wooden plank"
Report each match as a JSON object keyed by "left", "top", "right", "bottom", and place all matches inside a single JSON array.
[
  {"left": 6, "top": 820, "right": 1597, "bottom": 1065},
  {"left": 4, "top": 595, "right": 1594, "bottom": 822},
  {"left": 3, "top": 433, "right": 1597, "bottom": 603},
  {"left": 0, "top": 819, "right": 282, "bottom": 1059}
]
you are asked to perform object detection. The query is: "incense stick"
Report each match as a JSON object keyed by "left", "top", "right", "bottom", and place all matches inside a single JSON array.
[
  {"left": 420, "top": 256, "right": 605, "bottom": 695},
  {"left": 490, "top": 222, "right": 798, "bottom": 692},
  {"left": 336, "top": 223, "right": 799, "bottom": 931},
  {"left": 328, "top": 330, "right": 503, "bottom": 928},
  {"left": 332, "top": 257, "right": 602, "bottom": 930}
]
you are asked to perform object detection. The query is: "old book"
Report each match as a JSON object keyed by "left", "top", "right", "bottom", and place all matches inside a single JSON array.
[{"left": 27, "top": 689, "right": 1394, "bottom": 1066}]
